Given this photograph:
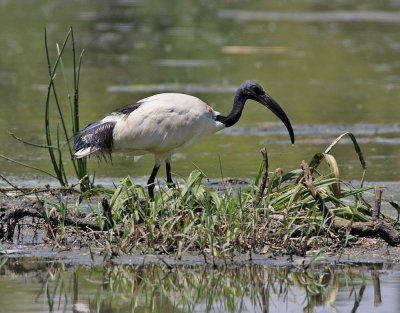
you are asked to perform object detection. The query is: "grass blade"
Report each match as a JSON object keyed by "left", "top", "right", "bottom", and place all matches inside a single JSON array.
[{"left": 0, "top": 154, "right": 57, "bottom": 179}]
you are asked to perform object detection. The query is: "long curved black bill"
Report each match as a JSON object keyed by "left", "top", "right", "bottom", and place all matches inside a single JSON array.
[{"left": 258, "top": 93, "right": 295, "bottom": 144}]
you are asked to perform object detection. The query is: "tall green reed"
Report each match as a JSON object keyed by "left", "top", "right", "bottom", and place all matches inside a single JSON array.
[
  {"left": 44, "top": 27, "right": 88, "bottom": 189},
  {"left": 0, "top": 27, "right": 90, "bottom": 190}
]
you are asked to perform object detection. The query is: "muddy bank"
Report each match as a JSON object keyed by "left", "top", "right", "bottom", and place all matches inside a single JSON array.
[
  {"left": 1, "top": 194, "right": 399, "bottom": 267},
  {"left": 1, "top": 237, "right": 399, "bottom": 266},
  {"left": 2, "top": 174, "right": 400, "bottom": 267}
]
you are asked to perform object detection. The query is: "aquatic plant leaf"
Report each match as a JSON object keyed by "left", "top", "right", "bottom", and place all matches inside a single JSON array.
[
  {"left": 324, "top": 132, "right": 366, "bottom": 170},
  {"left": 323, "top": 153, "right": 340, "bottom": 194}
]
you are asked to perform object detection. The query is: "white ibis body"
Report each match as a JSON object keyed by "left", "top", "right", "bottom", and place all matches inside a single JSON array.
[{"left": 73, "top": 80, "right": 295, "bottom": 199}]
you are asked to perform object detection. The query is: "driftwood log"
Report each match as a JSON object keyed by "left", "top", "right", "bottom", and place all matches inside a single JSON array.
[{"left": 0, "top": 198, "right": 118, "bottom": 241}]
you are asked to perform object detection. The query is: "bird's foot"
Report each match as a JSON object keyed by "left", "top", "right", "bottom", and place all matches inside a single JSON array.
[{"left": 166, "top": 182, "right": 176, "bottom": 189}]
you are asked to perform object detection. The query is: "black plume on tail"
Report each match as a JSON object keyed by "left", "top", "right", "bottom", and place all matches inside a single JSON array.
[{"left": 73, "top": 121, "right": 116, "bottom": 158}]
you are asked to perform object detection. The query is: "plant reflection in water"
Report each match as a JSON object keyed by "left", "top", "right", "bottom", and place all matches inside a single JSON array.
[{"left": 0, "top": 259, "right": 392, "bottom": 313}]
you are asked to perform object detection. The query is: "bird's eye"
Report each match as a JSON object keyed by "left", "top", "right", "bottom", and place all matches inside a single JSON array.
[{"left": 252, "top": 86, "right": 262, "bottom": 94}]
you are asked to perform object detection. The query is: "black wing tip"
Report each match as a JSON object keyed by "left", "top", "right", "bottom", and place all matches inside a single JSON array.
[{"left": 72, "top": 121, "right": 116, "bottom": 157}]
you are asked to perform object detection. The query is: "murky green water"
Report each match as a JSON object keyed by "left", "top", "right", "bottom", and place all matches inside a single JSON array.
[
  {"left": 1, "top": 0, "right": 400, "bottom": 185},
  {"left": 0, "top": 258, "right": 399, "bottom": 313}
]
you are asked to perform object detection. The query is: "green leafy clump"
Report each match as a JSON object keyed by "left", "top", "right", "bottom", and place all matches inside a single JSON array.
[{"left": 81, "top": 133, "right": 379, "bottom": 261}]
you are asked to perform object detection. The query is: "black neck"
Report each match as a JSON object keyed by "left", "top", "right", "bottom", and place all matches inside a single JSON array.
[{"left": 216, "top": 92, "right": 246, "bottom": 127}]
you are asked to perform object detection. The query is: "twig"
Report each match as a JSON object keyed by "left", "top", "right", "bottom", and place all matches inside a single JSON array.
[
  {"left": 0, "top": 154, "right": 57, "bottom": 179},
  {"left": 300, "top": 160, "right": 334, "bottom": 224},
  {"left": 0, "top": 185, "right": 81, "bottom": 196},
  {"left": 372, "top": 187, "right": 383, "bottom": 220},
  {"left": 101, "top": 198, "right": 114, "bottom": 230},
  {"left": 0, "top": 175, "right": 28, "bottom": 196}
]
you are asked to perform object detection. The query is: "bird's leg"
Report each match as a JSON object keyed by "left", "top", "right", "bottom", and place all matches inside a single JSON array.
[
  {"left": 147, "top": 165, "right": 160, "bottom": 200},
  {"left": 166, "top": 161, "right": 176, "bottom": 189}
]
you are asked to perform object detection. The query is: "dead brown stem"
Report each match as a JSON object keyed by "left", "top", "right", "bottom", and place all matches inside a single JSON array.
[
  {"left": 372, "top": 187, "right": 383, "bottom": 220},
  {"left": 300, "top": 160, "right": 334, "bottom": 224},
  {"left": 101, "top": 198, "right": 114, "bottom": 230}
]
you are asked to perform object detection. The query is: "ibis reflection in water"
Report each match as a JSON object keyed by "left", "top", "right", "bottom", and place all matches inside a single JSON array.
[{"left": 73, "top": 80, "right": 295, "bottom": 199}]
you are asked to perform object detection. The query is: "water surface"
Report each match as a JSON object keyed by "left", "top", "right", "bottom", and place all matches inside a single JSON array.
[
  {"left": 1, "top": 0, "right": 400, "bottom": 184},
  {"left": 0, "top": 258, "right": 399, "bottom": 313}
]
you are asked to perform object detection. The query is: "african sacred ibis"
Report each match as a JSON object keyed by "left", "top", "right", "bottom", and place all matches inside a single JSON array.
[{"left": 73, "top": 80, "right": 295, "bottom": 199}]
